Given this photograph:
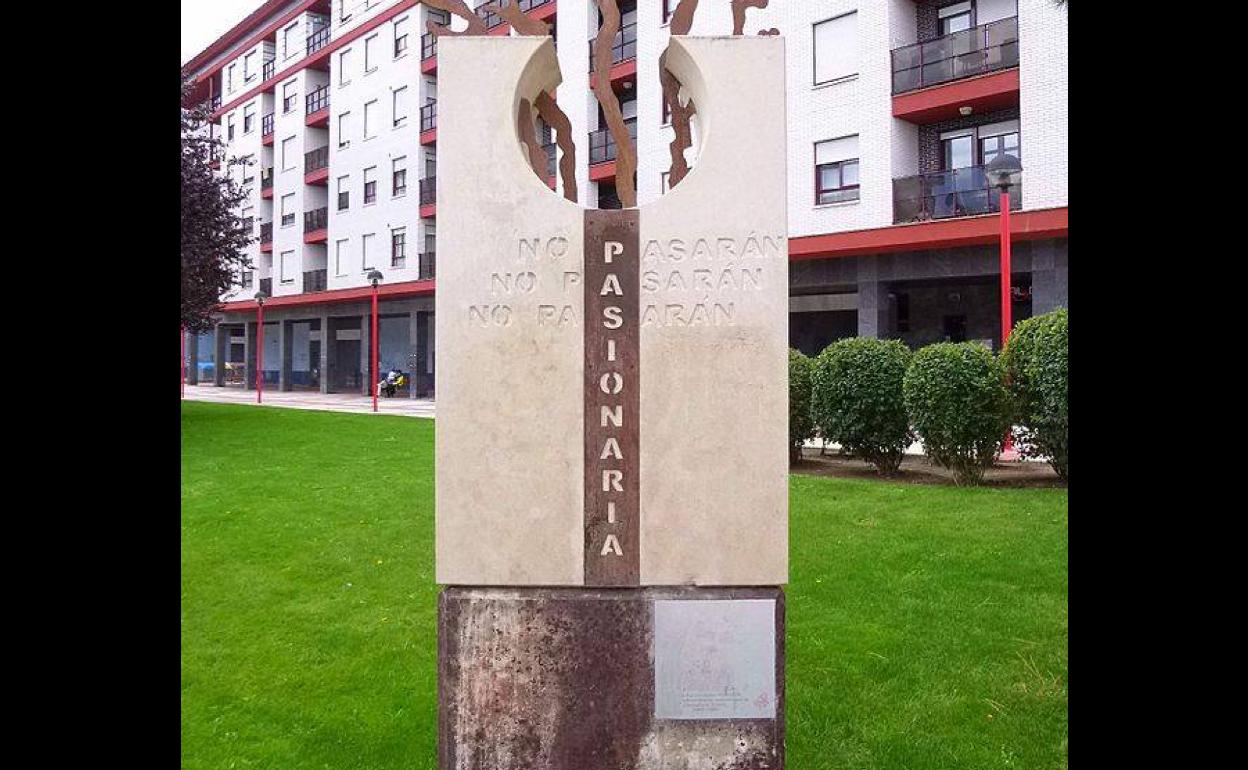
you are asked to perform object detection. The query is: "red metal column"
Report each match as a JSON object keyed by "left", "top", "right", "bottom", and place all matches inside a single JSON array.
[
  {"left": 999, "top": 190, "right": 1012, "bottom": 347},
  {"left": 999, "top": 190, "right": 1016, "bottom": 459},
  {"left": 371, "top": 286, "right": 379, "bottom": 413},
  {"left": 257, "top": 303, "right": 265, "bottom": 404}
]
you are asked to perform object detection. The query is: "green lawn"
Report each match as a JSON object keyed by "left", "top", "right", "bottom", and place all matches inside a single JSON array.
[{"left": 181, "top": 401, "right": 1067, "bottom": 769}]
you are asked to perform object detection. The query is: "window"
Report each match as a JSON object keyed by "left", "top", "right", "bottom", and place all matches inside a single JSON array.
[
  {"left": 362, "top": 233, "right": 376, "bottom": 271},
  {"left": 241, "top": 270, "right": 254, "bottom": 290},
  {"left": 283, "top": 23, "right": 298, "bottom": 59},
  {"left": 365, "top": 34, "right": 378, "bottom": 72},
  {"left": 941, "top": 130, "right": 975, "bottom": 170},
  {"left": 280, "top": 193, "right": 296, "bottom": 226},
  {"left": 338, "top": 49, "right": 352, "bottom": 85},
  {"left": 364, "top": 100, "right": 377, "bottom": 138},
  {"left": 941, "top": 120, "right": 1020, "bottom": 169},
  {"left": 338, "top": 111, "right": 351, "bottom": 148},
  {"left": 394, "top": 16, "right": 409, "bottom": 57},
  {"left": 337, "top": 176, "right": 350, "bottom": 210},
  {"left": 391, "top": 227, "right": 407, "bottom": 268},
  {"left": 243, "top": 103, "right": 256, "bottom": 134},
  {"left": 392, "top": 157, "right": 407, "bottom": 196},
  {"left": 241, "top": 156, "right": 255, "bottom": 184},
  {"left": 283, "top": 82, "right": 297, "bottom": 113},
  {"left": 335, "top": 239, "right": 350, "bottom": 275},
  {"left": 364, "top": 167, "right": 377, "bottom": 204},
  {"left": 662, "top": 0, "right": 673, "bottom": 24},
  {"left": 815, "top": 135, "right": 860, "bottom": 204},
  {"left": 280, "top": 250, "right": 295, "bottom": 283},
  {"left": 244, "top": 51, "right": 257, "bottom": 82},
  {"left": 939, "top": 1, "right": 974, "bottom": 35},
  {"left": 813, "top": 12, "right": 857, "bottom": 85},
  {"left": 428, "top": 7, "right": 450, "bottom": 26},
  {"left": 227, "top": 64, "right": 236, "bottom": 92},
  {"left": 339, "top": 0, "right": 351, "bottom": 23},
  {"left": 660, "top": 171, "right": 671, "bottom": 193},
  {"left": 424, "top": 224, "right": 436, "bottom": 253},
  {"left": 226, "top": 114, "right": 235, "bottom": 141},
  {"left": 281, "top": 136, "right": 296, "bottom": 170},
  {"left": 978, "top": 120, "right": 1021, "bottom": 166},
  {"left": 392, "top": 87, "right": 408, "bottom": 128}
]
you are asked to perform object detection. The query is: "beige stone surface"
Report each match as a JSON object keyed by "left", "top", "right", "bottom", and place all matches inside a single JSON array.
[
  {"left": 436, "top": 36, "right": 788, "bottom": 586},
  {"left": 638, "top": 37, "right": 789, "bottom": 585},
  {"left": 436, "top": 37, "right": 585, "bottom": 585}
]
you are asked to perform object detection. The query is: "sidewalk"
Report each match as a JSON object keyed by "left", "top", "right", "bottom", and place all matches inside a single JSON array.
[{"left": 182, "top": 384, "right": 436, "bottom": 418}]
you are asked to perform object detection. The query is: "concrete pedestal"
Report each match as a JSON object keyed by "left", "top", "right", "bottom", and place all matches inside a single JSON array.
[{"left": 439, "top": 587, "right": 785, "bottom": 770}]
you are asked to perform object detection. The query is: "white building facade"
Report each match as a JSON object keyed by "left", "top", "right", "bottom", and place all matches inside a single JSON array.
[{"left": 183, "top": 0, "right": 1068, "bottom": 395}]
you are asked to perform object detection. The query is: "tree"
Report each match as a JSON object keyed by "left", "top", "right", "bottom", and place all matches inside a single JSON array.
[{"left": 181, "top": 77, "right": 253, "bottom": 333}]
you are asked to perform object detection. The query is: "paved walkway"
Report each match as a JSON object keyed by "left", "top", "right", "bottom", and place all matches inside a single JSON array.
[{"left": 182, "top": 384, "right": 436, "bottom": 418}]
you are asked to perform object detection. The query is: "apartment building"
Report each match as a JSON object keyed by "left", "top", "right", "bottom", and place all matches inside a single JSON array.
[{"left": 181, "top": 0, "right": 1068, "bottom": 397}]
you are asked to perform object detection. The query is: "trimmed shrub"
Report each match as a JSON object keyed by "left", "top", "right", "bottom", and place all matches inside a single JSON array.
[
  {"left": 788, "top": 348, "right": 816, "bottom": 463},
  {"left": 903, "top": 342, "right": 1010, "bottom": 485},
  {"left": 1003, "top": 309, "right": 1068, "bottom": 480},
  {"left": 811, "top": 338, "right": 913, "bottom": 475}
]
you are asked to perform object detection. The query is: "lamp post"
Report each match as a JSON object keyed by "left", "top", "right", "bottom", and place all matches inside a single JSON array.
[
  {"left": 367, "top": 269, "right": 384, "bottom": 413},
  {"left": 254, "top": 290, "right": 268, "bottom": 404},
  {"left": 985, "top": 152, "right": 1023, "bottom": 349},
  {"left": 986, "top": 152, "right": 1022, "bottom": 459}
]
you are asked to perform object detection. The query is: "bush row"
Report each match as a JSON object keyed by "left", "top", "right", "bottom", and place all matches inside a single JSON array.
[{"left": 789, "top": 309, "right": 1068, "bottom": 484}]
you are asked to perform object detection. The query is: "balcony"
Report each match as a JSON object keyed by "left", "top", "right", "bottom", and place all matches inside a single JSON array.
[
  {"left": 261, "top": 112, "right": 274, "bottom": 144},
  {"left": 421, "top": 32, "right": 437, "bottom": 73},
  {"left": 305, "top": 146, "right": 330, "bottom": 184},
  {"left": 260, "top": 277, "right": 273, "bottom": 296},
  {"left": 303, "top": 268, "right": 328, "bottom": 293},
  {"left": 588, "top": 120, "right": 637, "bottom": 176},
  {"left": 588, "top": 21, "right": 637, "bottom": 69},
  {"left": 419, "top": 176, "right": 437, "bottom": 205},
  {"left": 419, "top": 251, "right": 436, "bottom": 280},
  {"left": 475, "top": 2, "right": 506, "bottom": 29},
  {"left": 306, "top": 25, "right": 330, "bottom": 56},
  {"left": 261, "top": 168, "right": 274, "bottom": 198},
  {"left": 892, "top": 165, "right": 1021, "bottom": 224},
  {"left": 260, "top": 222, "right": 273, "bottom": 246},
  {"left": 306, "top": 85, "right": 330, "bottom": 126},
  {"left": 891, "top": 17, "right": 1020, "bottom": 123},
  {"left": 263, "top": 59, "right": 275, "bottom": 81},
  {"left": 211, "top": 94, "right": 222, "bottom": 111},
  {"left": 420, "top": 101, "right": 437, "bottom": 143},
  {"left": 304, "top": 207, "right": 329, "bottom": 240},
  {"left": 544, "top": 142, "right": 557, "bottom": 180}
]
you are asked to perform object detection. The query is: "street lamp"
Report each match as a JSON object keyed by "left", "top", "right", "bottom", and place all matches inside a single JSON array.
[
  {"left": 985, "top": 152, "right": 1022, "bottom": 349},
  {"left": 367, "top": 269, "right": 384, "bottom": 413},
  {"left": 254, "top": 290, "right": 268, "bottom": 404},
  {"left": 986, "top": 152, "right": 1022, "bottom": 459}
]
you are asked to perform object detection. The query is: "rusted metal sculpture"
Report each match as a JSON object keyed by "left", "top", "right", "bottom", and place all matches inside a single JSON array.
[
  {"left": 423, "top": 0, "right": 488, "bottom": 36},
  {"left": 659, "top": 0, "right": 699, "bottom": 191},
  {"left": 428, "top": 1, "right": 579, "bottom": 202},
  {"left": 535, "top": 92, "right": 579, "bottom": 203},
  {"left": 590, "top": 0, "right": 638, "bottom": 208},
  {"left": 731, "top": 0, "right": 769, "bottom": 36}
]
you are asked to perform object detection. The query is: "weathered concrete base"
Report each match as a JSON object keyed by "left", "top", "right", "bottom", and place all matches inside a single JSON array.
[{"left": 439, "top": 586, "right": 785, "bottom": 770}]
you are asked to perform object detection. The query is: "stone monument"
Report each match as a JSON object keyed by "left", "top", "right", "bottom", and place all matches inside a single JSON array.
[{"left": 436, "top": 29, "right": 788, "bottom": 770}]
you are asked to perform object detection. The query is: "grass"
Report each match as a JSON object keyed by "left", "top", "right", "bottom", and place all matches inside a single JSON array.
[{"left": 181, "top": 401, "right": 1067, "bottom": 769}]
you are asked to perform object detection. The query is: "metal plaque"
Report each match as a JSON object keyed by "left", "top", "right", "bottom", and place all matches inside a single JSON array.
[{"left": 653, "top": 599, "right": 777, "bottom": 720}]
